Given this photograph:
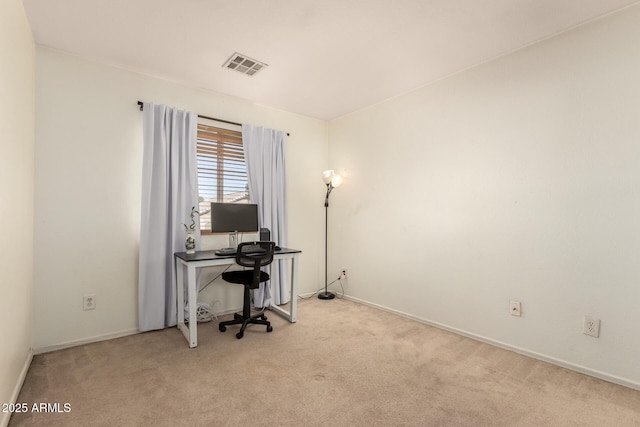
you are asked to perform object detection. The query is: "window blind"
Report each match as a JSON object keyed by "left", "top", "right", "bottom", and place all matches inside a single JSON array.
[{"left": 196, "top": 124, "right": 248, "bottom": 232}]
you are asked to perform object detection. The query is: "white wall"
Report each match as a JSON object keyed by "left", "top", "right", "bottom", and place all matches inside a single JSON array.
[
  {"left": 329, "top": 5, "right": 640, "bottom": 387},
  {"left": 0, "top": 0, "right": 35, "bottom": 423},
  {"left": 33, "top": 48, "right": 328, "bottom": 350}
]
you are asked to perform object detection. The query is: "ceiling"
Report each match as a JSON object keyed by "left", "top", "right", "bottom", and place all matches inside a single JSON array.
[{"left": 22, "top": 0, "right": 640, "bottom": 121}]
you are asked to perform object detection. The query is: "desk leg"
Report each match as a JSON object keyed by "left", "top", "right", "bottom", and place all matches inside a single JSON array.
[
  {"left": 176, "top": 259, "right": 197, "bottom": 348},
  {"left": 269, "top": 254, "right": 298, "bottom": 323},
  {"left": 186, "top": 264, "right": 198, "bottom": 347},
  {"left": 176, "top": 259, "right": 185, "bottom": 327},
  {"left": 289, "top": 253, "right": 299, "bottom": 322}
]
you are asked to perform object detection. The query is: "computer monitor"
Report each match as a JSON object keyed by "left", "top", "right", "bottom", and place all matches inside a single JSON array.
[{"left": 210, "top": 203, "right": 259, "bottom": 249}]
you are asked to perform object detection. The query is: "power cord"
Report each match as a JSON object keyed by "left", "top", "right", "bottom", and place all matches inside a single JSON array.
[
  {"left": 298, "top": 273, "right": 346, "bottom": 300},
  {"left": 196, "top": 301, "right": 218, "bottom": 323},
  {"left": 184, "top": 300, "right": 220, "bottom": 323}
]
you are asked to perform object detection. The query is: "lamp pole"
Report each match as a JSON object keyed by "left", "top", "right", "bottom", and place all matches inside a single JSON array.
[
  {"left": 319, "top": 170, "right": 342, "bottom": 300},
  {"left": 319, "top": 181, "right": 336, "bottom": 300}
]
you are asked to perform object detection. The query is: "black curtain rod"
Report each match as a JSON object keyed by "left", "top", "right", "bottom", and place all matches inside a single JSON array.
[{"left": 137, "top": 101, "right": 289, "bottom": 136}]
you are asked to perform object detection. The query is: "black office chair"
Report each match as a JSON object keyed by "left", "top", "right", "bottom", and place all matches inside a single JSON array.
[{"left": 218, "top": 241, "right": 275, "bottom": 339}]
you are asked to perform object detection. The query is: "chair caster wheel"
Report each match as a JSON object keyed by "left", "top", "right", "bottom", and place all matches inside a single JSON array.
[
  {"left": 219, "top": 325, "right": 226, "bottom": 332},
  {"left": 236, "top": 332, "right": 244, "bottom": 339},
  {"left": 267, "top": 325, "right": 273, "bottom": 333}
]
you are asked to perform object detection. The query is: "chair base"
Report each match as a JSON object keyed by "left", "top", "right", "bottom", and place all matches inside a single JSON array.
[
  {"left": 219, "top": 311, "right": 272, "bottom": 339},
  {"left": 318, "top": 291, "right": 336, "bottom": 300}
]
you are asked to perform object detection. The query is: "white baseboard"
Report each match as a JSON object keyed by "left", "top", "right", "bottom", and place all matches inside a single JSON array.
[
  {"left": 1, "top": 349, "right": 33, "bottom": 427},
  {"left": 31, "top": 309, "right": 249, "bottom": 355},
  {"left": 342, "top": 294, "right": 640, "bottom": 392},
  {"left": 33, "top": 328, "right": 139, "bottom": 355}
]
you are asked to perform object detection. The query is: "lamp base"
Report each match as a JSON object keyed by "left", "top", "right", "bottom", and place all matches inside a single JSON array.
[{"left": 318, "top": 291, "right": 336, "bottom": 300}]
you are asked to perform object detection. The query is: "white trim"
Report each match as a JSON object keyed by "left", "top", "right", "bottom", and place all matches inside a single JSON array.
[
  {"left": 1, "top": 349, "right": 33, "bottom": 427},
  {"left": 33, "top": 328, "right": 139, "bottom": 355},
  {"left": 31, "top": 308, "right": 252, "bottom": 354},
  {"left": 342, "top": 295, "right": 640, "bottom": 392}
]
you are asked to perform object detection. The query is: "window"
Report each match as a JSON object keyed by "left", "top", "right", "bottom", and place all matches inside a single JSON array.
[{"left": 196, "top": 123, "right": 248, "bottom": 233}]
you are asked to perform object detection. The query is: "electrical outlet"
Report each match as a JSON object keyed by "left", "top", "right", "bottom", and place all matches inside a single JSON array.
[
  {"left": 339, "top": 269, "right": 347, "bottom": 280},
  {"left": 510, "top": 300, "right": 522, "bottom": 317},
  {"left": 83, "top": 294, "right": 96, "bottom": 311},
  {"left": 583, "top": 316, "right": 600, "bottom": 338}
]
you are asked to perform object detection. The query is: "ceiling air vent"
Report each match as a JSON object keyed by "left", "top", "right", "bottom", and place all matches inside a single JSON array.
[{"left": 222, "top": 52, "right": 268, "bottom": 77}]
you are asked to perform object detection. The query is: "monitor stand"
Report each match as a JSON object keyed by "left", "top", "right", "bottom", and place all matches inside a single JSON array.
[{"left": 228, "top": 231, "right": 238, "bottom": 250}]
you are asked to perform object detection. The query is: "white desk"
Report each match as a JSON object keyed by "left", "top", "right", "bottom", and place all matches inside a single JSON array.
[{"left": 174, "top": 248, "right": 301, "bottom": 348}]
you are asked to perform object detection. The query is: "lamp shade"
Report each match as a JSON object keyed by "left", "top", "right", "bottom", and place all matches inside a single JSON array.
[
  {"left": 322, "top": 169, "right": 343, "bottom": 187},
  {"left": 322, "top": 169, "right": 335, "bottom": 184}
]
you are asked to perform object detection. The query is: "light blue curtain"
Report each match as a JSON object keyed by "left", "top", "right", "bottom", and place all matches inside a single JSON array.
[
  {"left": 139, "top": 103, "right": 198, "bottom": 331},
  {"left": 242, "top": 125, "right": 289, "bottom": 307}
]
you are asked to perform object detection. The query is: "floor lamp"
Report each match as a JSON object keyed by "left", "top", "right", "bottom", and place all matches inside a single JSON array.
[{"left": 319, "top": 169, "right": 343, "bottom": 300}]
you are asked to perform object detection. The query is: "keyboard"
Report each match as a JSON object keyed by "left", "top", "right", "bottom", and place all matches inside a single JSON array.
[
  {"left": 214, "top": 248, "right": 236, "bottom": 256},
  {"left": 215, "top": 245, "right": 278, "bottom": 256},
  {"left": 242, "top": 246, "right": 267, "bottom": 255}
]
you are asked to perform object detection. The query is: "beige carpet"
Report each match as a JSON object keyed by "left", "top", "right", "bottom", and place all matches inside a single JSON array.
[{"left": 10, "top": 298, "right": 640, "bottom": 426}]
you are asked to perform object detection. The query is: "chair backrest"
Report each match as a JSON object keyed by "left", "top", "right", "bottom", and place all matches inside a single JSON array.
[{"left": 235, "top": 241, "right": 275, "bottom": 269}]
